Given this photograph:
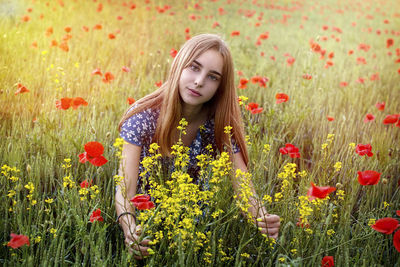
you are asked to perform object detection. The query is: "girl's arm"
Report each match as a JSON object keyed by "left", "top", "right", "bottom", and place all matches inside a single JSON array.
[
  {"left": 115, "top": 143, "right": 151, "bottom": 258},
  {"left": 231, "top": 151, "right": 280, "bottom": 239}
]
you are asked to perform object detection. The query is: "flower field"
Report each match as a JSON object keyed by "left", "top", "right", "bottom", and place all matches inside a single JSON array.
[{"left": 1, "top": 0, "right": 400, "bottom": 266}]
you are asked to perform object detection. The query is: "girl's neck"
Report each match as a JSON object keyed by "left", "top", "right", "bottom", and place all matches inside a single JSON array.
[{"left": 182, "top": 104, "right": 207, "bottom": 123}]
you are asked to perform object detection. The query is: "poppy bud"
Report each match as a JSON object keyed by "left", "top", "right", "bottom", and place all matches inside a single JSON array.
[
  {"left": 90, "top": 127, "right": 96, "bottom": 134},
  {"left": 106, "top": 132, "right": 111, "bottom": 138},
  {"left": 382, "top": 178, "right": 388, "bottom": 184},
  {"left": 26, "top": 164, "right": 31, "bottom": 173},
  {"left": 335, "top": 183, "right": 343, "bottom": 189}
]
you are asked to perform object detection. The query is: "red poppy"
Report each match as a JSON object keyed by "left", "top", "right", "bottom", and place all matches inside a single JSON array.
[
  {"left": 370, "top": 73, "right": 379, "bottom": 81},
  {"left": 279, "top": 143, "right": 300, "bottom": 158},
  {"left": 357, "top": 170, "right": 381, "bottom": 185},
  {"left": 21, "top": 15, "right": 30, "bottom": 22},
  {"left": 64, "top": 26, "right": 72, "bottom": 33},
  {"left": 397, "top": 210, "right": 400, "bottom": 216},
  {"left": 231, "top": 31, "right": 240, "bottom": 36},
  {"left": 46, "top": 26, "right": 53, "bottom": 36},
  {"left": 122, "top": 66, "right": 130, "bottom": 72},
  {"left": 286, "top": 57, "right": 295, "bottom": 66},
  {"left": 71, "top": 97, "right": 88, "bottom": 109},
  {"left": 80, "top": 179, "right": 92, "bottom": 188},
  {"left": 102, "top": 72, "right": 114, "bottom": 83},
  {"left": 93, "top": 24, "right": 102, "bottom": 30},
  {"left": 15, "top": 83, "right": 30, "bottom": 95},
  {"left": 327, "top": 116, "right": 335, "bottom": 121},
  {"left": 394, "top": 230, "right": 400, "bottom": 252},
  {"left": 328, "top": 52, "right": 334, "bottom": 59},
  {"left": 131, "top": 195, "right": 155, "bottom": 210},
  {"left": 321, "top": 256, "right": 334, "bottom": 267},
  {"left": 383, "top": 114, "right": 400, "bottom": 124},
  {"left": 212, "top": 21, "right": 220, "bottom": 28},
  {"left": 364, "top": 113, "right": 375, "bottom": 123},
  {"left": 92, "top": 68, "right": 102, "bottom": 76},
  {"left": 356, "top": 77, "right": 365, "bottom": 84},
  {"left": 155, "top": 81, "right": 162, "bottom": 87},
  {"left": 238, "top": 78, "right": 249, "bottom": 89},
  {"left": 55, "top": 97, "right": 73, "bottom": 110},
  {"left": 371, "top": 217, "right": 399, "bottom": 234},
  {"left": 307, "top": 182, "right": 336, "bottom": 201},
  {"left": 90, "top": 209, "right": 104, "bottom": 222},
  {"left": 258, "top": 77, "right": 269, "bottom": 87},
  {"left": 276, "top": 93, "right": 289, "bottom": 104},
  {"left": 59, "top": 42, "right": 69, "bottom": 52},
  {"left": 79, "top": 141, "right": 108, "bottom": 167},
  {"left": 170, "top": 48, "right": 177, "bottom": 58},
  {"left": 355, "top": 144, "right": 373, "bottom": 157},
  {"left": 376, "top": 102, "right": 385, "bottom": 111},
  {"left": 108, "top": 33, "right": 116, "bottom": 39},
  {"left": 82, "top": 26, "right": 89, "bottom": 32},
  {"left": 246, "top": 102, "right": 263, "bottom": 114},
  {"left": 250, "top": 76, "right": 261, "bottom": 84},
  {"left": 303, "top": 74, "right": 312, "bottom": 80},
  {"left": 7, "top": 233, "right": 30, "bottom": 249},
  {"left": 339, "top": 82, "right": 348, "bottom": 87},
  {"left": 127, "top": 97, "right": 135, "bottom": 105},
  {"left": 387, "top": 38, "right": 394, "bottom": 48}
]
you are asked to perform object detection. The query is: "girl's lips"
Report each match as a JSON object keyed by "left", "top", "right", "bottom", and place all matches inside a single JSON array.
[{"left": 188, "top": 88, "right": 201, "bottom": 96}]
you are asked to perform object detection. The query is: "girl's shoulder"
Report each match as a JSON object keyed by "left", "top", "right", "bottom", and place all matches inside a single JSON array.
[{"left": 119, "top": 104, "right": 160, "bottom": 146}]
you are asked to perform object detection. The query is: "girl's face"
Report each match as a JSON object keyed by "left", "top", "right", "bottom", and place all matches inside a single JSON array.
[{"left": 178, "top": 49, "right": 223, "bottom": 110}]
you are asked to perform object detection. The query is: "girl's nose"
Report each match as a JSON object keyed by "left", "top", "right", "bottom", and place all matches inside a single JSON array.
[{"left": 194, "top": 74, "right": 205, "bottom": 88}]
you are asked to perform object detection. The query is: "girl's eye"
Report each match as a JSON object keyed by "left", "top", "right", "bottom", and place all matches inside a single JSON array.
[
  {"left": 190, "top": 64, "right": 199, "bottom": 71},
  {"left": 208, "top": 75, "right": 219, "bottom": 81}
]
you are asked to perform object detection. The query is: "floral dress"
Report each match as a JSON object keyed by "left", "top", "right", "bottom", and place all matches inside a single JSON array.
[{"left": 119, "top": 106, "right": 239, "bottom": 193}]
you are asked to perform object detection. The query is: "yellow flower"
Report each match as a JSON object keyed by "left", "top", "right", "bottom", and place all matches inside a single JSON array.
[
  {"left": 224, "top": 125, "right": 232, "bottom": 135},
  {"left": 278, "top": 257, "right": 285, "bottom": 262},
  {"left": 290, "top": 249, "right": 297, "bottom": 254},
  {"left": 321, "top": 143, "right": 328, "bottom": 150},
  {"left": 368, "top": 218, "right": 376, "bottom": 226},
  {"left": 383, "top": 201, "right": 390, "bottom": 208},
  {"left": 45, "top": 198, "right": 54, "bottom": 204},
  {"left": 263, "top": 144, "right": 270, "bottom": 153},
  {"left": 241, "top": 253, "right": 250, "bottom": 258},
  {"left": 49, "top": 228, "right": 57, "bottom": 237},
  {"left": 263, "top": 194, "right": 272, "bottom": 204},
  {"left": 349, "top": 142, "right": 356, "bottom": 149},
  {"left": 34, "top": 236, "right": 41, "bottom": 243},
  {"left": 333, "top": 161, "right": 342, "bottom": 172},
  {"left": 238, "top": 95, "right": 248, "bottom": 106},
  {"left": 327, "top": 229, "right": 335, "bottom": 236},
  {"left": 305, "top": 228, "right": 313, "bottom": 235}
]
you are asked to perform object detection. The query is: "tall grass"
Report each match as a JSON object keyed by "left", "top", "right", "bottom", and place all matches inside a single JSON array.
[{"left": 1, "top": 0, "right": 400, "bottom": 265}]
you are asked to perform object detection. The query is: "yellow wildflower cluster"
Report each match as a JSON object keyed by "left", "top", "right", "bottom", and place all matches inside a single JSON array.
[
  {"left": 2, "top": 165, "right": 20, "bottom": 212},
  {"left": 333, "top": 161, "right": 342, "bottom": 172},
  {"left": 62, "top": 159, "right": 75, "bottom": 188},
  {"left": 275, "top": 163, "right": 297, "bottom": 200},
  {"left": 135, "top": 124, "right": 232, "bottom": 255},
  {"left": 263, "top": 144, "right": 271, "bottom": 154},
  {"left": 234, "top": 169, "right": 254, "bottom": 222},
  {"left": 322, "top": 133, "right": 335, "bottom": 150},
  {"left": 79, "top": 185, "right": 100, "bottom": 201},
  {"left": 177, "top": 118, "right": 188, "bottom": 136},
  {"left": 238, "top": 95, "right": 249, "bottom": 106},
  {"left": 218, "top": 238, "right": 233, "bottom": 262},
  {"left": 113, "top": 137, "right": 127, "bottom": 159},
  {"left": 296, "top": 195, "right": 313, "bottom": 227},
  {"left": 24, "top": 182, "right": 37, "bottom": 207}
]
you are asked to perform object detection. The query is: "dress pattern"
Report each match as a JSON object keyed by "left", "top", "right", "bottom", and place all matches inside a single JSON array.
[{"left": 119, "top": 106, "right": 240, "bottom": 193}]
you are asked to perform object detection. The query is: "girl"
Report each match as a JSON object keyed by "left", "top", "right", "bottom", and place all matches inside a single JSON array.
[{"left": 115, "top": 33, "right": 280, "bottom": 258}]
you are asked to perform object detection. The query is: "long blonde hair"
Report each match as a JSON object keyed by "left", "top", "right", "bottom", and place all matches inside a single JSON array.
[{"left": 118, "top": 33, "right": 248, "bottom": 165}]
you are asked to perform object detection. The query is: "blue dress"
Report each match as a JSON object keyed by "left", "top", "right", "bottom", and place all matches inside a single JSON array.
[{"left": 119, "top": 106, "right": 240, "bottom": 193}]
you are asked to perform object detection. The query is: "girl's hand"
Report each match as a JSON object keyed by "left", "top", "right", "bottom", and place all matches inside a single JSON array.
[
  {"left": 255, "top": 214, "right": 280, "bottom": 239},
  {"left": 124, "top": 225, "right": 153, "bottom": 260}
]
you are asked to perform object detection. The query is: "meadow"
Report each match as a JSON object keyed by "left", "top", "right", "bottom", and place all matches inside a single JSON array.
[{"left": 1, "top": 0, "right": 400, "bottom": 266}]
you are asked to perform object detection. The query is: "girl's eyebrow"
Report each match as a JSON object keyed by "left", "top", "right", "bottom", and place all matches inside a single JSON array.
[{"left": 193, "top": 60, "right": 222, "bottom": 77}]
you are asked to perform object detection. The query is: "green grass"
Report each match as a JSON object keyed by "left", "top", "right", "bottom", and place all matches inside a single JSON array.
[{"left": 1, "top": 0, "right": 400, "bottom": 266}]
